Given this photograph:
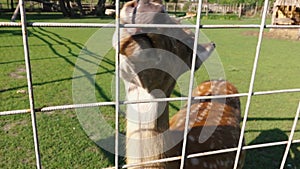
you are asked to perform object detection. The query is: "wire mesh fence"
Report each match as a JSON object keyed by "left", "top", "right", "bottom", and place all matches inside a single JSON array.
[{"left": 0, "top": 0, "right": 300, "bottom": 168}]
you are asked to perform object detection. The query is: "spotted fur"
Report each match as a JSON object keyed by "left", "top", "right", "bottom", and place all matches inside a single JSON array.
[{"left": 167, "top": 80, "right": 246, "bottom": 169}]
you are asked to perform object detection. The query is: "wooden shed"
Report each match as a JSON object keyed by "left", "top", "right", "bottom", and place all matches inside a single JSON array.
[{"left": 272, "top": 0, "right": 300, "bottom": 25}]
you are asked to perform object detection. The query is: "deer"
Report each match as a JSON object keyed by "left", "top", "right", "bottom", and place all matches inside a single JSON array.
[
  {"left": 114, "top": 0, "right": 245, "bottom": 168},
  {"left": 166, "top": 80, "right": 245, "bottom": 169}
]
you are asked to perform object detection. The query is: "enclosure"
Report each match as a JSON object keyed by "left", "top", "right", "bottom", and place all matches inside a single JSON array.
[
  {"left": 0, "top": 0, "right": 300, "bottom": 168},
  {"left": 272, "top": 0, "right": 300, "bottom": 25}
]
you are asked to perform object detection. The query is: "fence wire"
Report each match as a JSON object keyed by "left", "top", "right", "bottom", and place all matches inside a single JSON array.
[{"left": 0, "top": 0, "right": 300, "bottom": 168}]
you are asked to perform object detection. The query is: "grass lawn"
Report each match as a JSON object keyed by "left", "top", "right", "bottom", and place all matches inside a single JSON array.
[{"left": 0, "top": 12, "right": 300, "bottom": 168}]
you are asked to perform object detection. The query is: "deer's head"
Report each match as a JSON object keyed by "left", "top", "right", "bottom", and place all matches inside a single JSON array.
[{"left": 115, "top": 0, "right": 215, "bottom": 96}]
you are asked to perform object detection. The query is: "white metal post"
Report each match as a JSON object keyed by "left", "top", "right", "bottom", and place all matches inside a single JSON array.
[
  {"left": 114, "top": 0, "right": 121, "bottom": 168},
  {"left": 233, "top": 0, "right": 269, "bottom": 168},
  {"left": 19, "top": 0, "right": 42, "bottom": 168}
]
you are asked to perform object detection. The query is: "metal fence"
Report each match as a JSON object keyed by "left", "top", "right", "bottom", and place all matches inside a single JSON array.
[{"left": 1, "top": 0, "right": 300, "bottom": 168}]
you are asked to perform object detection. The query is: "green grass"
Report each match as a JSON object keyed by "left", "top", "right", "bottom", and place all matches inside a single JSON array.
[{"left": 1, "top": 13, "right": 300, "bottom": 168}]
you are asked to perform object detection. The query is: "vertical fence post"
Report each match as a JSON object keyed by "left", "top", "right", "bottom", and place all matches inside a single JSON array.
[
  {"left": 19, "top": 0, "right": 42, "bottom": 168},
  {"left": 233, "top": 0, "right": 269, "bottom": 169},
  {"left": 279, "top": 101, "right": 300, "bottom": 169},
  {"left": 179, "top": 0, "right": 203, "bottom": 168},
  {"left": 114, "top": 0, "right": 121, "bottom": 168}
]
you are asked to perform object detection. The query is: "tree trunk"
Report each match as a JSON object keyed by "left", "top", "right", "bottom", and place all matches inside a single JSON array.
[
  {"left": 10, "top": 0, "right": 14, "bottom": 11},
  {"left": 59, "top": 0, "right": 69, "bottom": 16},
  {"left": 95, "top": 0, "right": 106, "bottom": 16},
  {"left": 205, "top": 0, "right": 208, "bottom": 16},
  {"left": 76, "top": 0, "right": 84, "bottom": 15},
  {"left": 174, "top": 0, "right": 178, "bottom": 15},
  {"left": 65, "top": 0, "right": 75, "bottom": 17},
  {"left": 59, "top": 0, "right": 75, "bottom": 17}
]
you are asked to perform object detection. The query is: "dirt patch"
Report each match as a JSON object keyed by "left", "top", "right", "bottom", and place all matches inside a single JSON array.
[
  {"left": 9, "top": 67, "right": 26, "bottom": 79},
  {"left": 3, "top": 120, "right": 28, "bottom": 133},
  {"left": 242, "top": 29, "right": 300, "bottom": 41}
]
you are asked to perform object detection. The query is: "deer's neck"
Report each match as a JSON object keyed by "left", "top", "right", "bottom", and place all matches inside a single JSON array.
[{"left": 125, "top": 82, "right": 169, "bottom": 169}]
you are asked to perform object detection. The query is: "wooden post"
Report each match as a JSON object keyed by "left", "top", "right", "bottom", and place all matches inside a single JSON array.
[
  {"left": 268, "top": 1, "right": 272, "bottom": 15},
  {"left": 238, "top": 3, "right": 242, "bottom": 18},
  {"left": 271, "top": 2, "right": 277, "bottom": 24},
  {"left": 222, "top": 4, "right": 226, "bottom": 15},
  {"left": 11, "top": 3, "right": 20, "bottom": 22},
  {"left": 254, "top": 2, "right": 258, "bottom": 16},
  {"left": 234, "top": 3, "right": 237, "bottom": 14}
]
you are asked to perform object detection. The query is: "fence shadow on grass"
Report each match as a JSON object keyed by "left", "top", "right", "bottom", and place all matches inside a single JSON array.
[
  {"left": 96, "top": 135, "right": 126, "bottom": 167},
  {"left": 32, "top": 27, "right": 115, "bottom": 101},
  {"left": 244, "top": 128, "right": 300, "bottom": 169}
]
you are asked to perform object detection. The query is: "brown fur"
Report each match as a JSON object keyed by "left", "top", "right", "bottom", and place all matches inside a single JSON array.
[
  {"left": 167, "top": 80, "right": 245, "bottom": 169},
  {"left": 117, "top": 1, "right": 217, "bottom": 168}
]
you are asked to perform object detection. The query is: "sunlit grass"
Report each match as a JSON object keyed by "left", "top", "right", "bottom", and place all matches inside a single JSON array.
[{"left": 0, "top": 13, "right": 299, "bottom": 168}]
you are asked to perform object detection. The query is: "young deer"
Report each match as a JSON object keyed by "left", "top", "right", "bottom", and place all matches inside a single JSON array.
[{"left": 166, "top": 80, "right": 245, "bottom": 169}]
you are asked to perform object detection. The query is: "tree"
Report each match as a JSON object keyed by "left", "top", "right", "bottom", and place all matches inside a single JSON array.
[
  {"left": 10, "top": 0, "right": 14, "bottom": 11},
  {"left": 95, "top": 0, "right": 106, "bottom": 16},
  {"left": 76, "top": 0, "right": 84, "bottom": 15},
  {"left": 59, "top": 0, "right": 83, "bottom": 17}
]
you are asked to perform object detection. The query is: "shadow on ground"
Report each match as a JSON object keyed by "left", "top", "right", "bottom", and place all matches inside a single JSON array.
[{"left": 244, "top": 128, "right": 300, "bottom": 169}]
